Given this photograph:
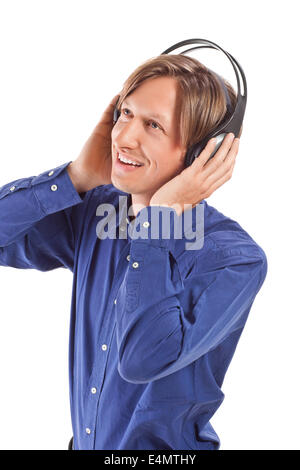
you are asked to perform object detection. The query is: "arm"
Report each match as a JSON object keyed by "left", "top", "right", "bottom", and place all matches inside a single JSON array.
[
  {"left": 0, "top": 161, "right": 85, "bottom": 272},
  {"left": 115, "top": 205, "right": 268, "bottom": 384},
  {"left": 0, "top": 92, "right": 120, "bottom": 272}
]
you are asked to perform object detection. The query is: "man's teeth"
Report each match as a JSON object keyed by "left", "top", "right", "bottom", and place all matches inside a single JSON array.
[{"left": 118, "top": 154, "right": 142, "bottom": 166}]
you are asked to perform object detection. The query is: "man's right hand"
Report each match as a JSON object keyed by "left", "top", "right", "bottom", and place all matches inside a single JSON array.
[{"left": 67, "top": 93, "right": 120, "bottom": 193}]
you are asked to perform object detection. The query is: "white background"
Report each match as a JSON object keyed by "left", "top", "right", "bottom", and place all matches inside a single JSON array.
[{"left": 0, "top": 0, "right": 298, "bottom": 450}]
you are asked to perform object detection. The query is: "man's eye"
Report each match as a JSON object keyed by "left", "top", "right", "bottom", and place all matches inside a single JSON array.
[
  {"left": 149, "top": 121, "right": 161, "bottom": 130},
  {"left": 121, "top": 108, "right": 162, "bottom": 131}
]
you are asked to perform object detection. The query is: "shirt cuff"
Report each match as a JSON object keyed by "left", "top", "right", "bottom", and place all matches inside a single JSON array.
[{"left": 32, "top": 161, "right": 84, "bottom": 215}]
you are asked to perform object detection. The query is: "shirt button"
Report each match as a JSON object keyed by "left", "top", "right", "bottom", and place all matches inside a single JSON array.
[
  {"left": 143, "top": 221, "right": 150, "bottom": 228},
  {"left": 114, "top": 299, "right": 117, "bottom": 305},
  {"left": 48, "top": 170, "right": 54, "bottom": 176},
  {"left": 91, "top": 387, "right": 97, "bottom": 394},
  {"left": 126, "top": 254, "right": 131, "bottom": 261},
  {"left": 9, "top": 186, "right": 16, "bottom": 191},
  {"left": 120, "top": 226, "right": 126, "bottom": 232},
  {"left": 132, "top": 262, "right": 139, "bottom": 269},
  {"left": 51, "top": 184, "right": 58, "bottom": 191},
  {"left": 102, "top": 344, "right": 107, "bottom": 351},
  {"left": 85, "top": 428, "right": 91, "bottom": 435}
]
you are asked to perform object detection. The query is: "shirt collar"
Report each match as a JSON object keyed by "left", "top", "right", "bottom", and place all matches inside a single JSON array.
[{"left": 113, "top": 187, "right": 206, "bottom": 256}]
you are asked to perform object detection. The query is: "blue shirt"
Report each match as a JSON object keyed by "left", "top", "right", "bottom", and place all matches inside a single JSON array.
[{"left": 0, "top": 160, "right": 268, "bottom": 450}]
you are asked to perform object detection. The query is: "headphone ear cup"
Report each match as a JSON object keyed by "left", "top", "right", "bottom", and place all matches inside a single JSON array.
[
  {"left": 113, "top": 106, "right": 120, "bottom": 124},
  {"left": 184, "top": 132, "right": 226, "bottom": 168},
  {"left": 184, "top": 140, "right": 207, "bottom": 168}
]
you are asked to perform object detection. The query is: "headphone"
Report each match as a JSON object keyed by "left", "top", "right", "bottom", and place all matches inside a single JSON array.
[{"left": 113, "top": 38, "right": 247, "bottom": 168}]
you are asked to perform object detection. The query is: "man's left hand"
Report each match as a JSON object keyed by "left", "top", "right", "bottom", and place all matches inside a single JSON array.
[{"left": 149, "top": 133, "right": 240, "bottom": 216}]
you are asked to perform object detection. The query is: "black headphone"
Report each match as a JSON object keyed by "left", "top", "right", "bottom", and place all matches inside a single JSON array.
[{"left": 113, "top": 38, "right": 247, "bottom": 168}]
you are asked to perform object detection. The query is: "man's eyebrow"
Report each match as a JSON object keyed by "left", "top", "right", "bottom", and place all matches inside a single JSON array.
[{"left": 122, "top": 99, "right": 169, "bottom": 126}]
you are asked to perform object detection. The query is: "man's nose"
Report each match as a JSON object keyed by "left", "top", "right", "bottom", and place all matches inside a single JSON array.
[{"left": 116, "top": 118, "right": 142, "bottom": 148}]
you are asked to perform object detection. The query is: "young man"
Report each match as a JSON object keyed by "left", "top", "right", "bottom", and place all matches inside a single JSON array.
[{"left": 0, "top": 55, "right": 267, "bottom": 450}]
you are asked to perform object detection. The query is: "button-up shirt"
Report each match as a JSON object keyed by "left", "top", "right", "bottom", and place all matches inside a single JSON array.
[{"left": 0, "top": 161, "right": 268, "bottom": 450}]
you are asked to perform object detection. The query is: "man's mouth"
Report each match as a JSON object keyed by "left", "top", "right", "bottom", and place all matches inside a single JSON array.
[{"left": 115, "top": 152, "right": 144, "bottom": 170}]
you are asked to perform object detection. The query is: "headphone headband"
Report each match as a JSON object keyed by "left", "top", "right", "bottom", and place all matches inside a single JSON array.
[
  {"left": 160, "top": 38, "right": 247, "bottom": 140},
  {"left": 209, "top": 70, "right": 233, "bottom": 112}
]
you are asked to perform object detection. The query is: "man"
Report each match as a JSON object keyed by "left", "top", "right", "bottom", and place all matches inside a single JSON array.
[{"left": 0, "top": 55, "right": 267, "bottom": 450}]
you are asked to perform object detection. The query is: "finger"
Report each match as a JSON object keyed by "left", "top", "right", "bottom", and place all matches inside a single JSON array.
[
  {"left": 197, "top": 133, "right": 236, "bottom": 177},
  {"left": 104, "top": 93, "right": 121, "bottom": 116},
  {"left": 202, "top": 139, "right": 238, "bottom": 188},
  {"left": 203, "top": 165, "right": 235, "bottom": 199},
  {"left": 95, "top": 93, "right": 121, "bottom": 129},
  {"left": 190, "top": 137, "right": 221, "bottom": 171},
  {"left": 110, "top": 92, "right": 121, "bottom": 107},
  {"left": 223, "top": 137, "right": 239, "bottom": 162}
]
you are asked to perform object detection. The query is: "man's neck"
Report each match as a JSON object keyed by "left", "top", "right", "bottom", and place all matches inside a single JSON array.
[{"left": 129, "top": 193, "right": 152, "bottom": 220}]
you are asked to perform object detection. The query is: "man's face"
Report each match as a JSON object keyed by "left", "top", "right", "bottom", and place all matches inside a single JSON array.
[{"left": 111, "top": 76, "right": 187, "bottom": 199}]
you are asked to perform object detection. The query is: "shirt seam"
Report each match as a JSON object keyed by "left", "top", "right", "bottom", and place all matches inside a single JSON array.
[
  {"left": 25, "top": 183, "right": 46, "bottom": 217},
  {"left": 207, "top": 233, "right": 263, "bottom": 258}
]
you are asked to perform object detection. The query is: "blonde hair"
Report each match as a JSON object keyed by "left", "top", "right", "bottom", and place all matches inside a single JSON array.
[{"left": 117, "top": 54, "right": 238, "bottom": 151}]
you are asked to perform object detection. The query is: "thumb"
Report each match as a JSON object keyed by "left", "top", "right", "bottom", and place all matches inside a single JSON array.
[
  {"left": 108, "top": 92, "right": 121, "bottom": 112},
  {"left": 101, "top": 92, "right": 121, "bottom": 121}
]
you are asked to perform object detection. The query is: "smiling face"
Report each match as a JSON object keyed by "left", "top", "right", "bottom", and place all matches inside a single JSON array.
[{"left": 111, "top": 76, "right": 187, "bottom": 206}]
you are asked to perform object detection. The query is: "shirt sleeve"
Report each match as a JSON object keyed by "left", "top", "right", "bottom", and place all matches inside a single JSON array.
[
  {"left": 0, "top": 161, "right": 85, "bottom": 272},
  {"left": 116, "top": 205, "right": 268, "bottom": 384}
]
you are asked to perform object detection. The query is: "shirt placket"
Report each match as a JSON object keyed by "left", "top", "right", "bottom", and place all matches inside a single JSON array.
[{"left": 81, "top": 216, "right": 131, "bottom": 449}]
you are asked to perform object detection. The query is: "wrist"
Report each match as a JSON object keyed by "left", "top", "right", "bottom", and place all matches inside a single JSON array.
[
  {"left": 67, "top": 162, "right": 94, "bottom": 193},
  {"left": 149, "top": 199, "right": 183, "bottom": 216}
]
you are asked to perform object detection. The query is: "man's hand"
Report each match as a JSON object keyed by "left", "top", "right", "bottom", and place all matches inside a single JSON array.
[
  {"left": 67, "top": 93, "right": 120, "bottom": 193},
  {"left": 149, "top": 133, "right": 239, "bottom": 215}
]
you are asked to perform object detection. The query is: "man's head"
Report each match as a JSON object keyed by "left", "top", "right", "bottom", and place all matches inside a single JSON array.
[{"left": 111, "top": 54, "right": 237, "bottom": 201}]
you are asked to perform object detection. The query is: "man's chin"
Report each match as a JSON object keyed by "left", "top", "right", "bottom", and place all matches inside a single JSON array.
[{"left": 111, "top": 177, "right": 136, "bottom": 194}]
